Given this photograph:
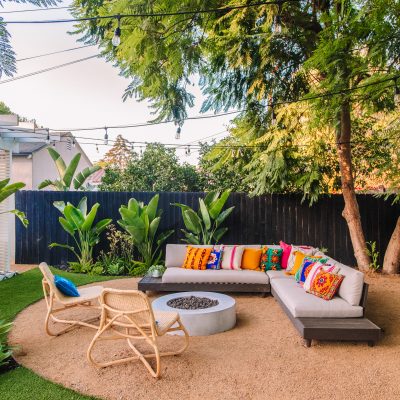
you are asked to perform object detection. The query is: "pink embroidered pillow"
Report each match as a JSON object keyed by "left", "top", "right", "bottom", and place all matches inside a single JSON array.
[
  {"left": 221, "top": 245, "right": 245, "bottom": 270},
  {"left": 279, "top": 241, "right": 291, "bottom": 269}
]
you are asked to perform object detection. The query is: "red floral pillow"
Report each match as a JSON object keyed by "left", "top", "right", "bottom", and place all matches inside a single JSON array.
[{"left": 308, "top": 271, "right": 344, "bottom": 300}]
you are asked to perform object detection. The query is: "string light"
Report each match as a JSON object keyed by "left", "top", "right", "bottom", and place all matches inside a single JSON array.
[
  {"left": 104, "top": 127, "right": 109, "bottom": 145},
  {"left": 112, "top": 16, "right": 121, "bottom": 47},
  {"left": 72, "top": 137, "right": 76, "bottom": 148},
  {"left": 271, "top": 109, "right": 277, "bottom": 125},
  {"left": 273, "top": 1, "right": 283, "bottom": 34},
  {"left": 175, "top": 126, "right": 181, "bottom": 140},
  {"left": 185, "top": 145, "right": 191, "bottom": 156},
  {"left": 96, "top": 143, "right": 99, "bottom": 153}
]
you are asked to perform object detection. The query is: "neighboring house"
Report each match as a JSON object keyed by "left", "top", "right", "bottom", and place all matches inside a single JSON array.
[
  {"left": 12, "top": 131, "right": 92, "bottom": 190},
  {"left": 0, "top": 115, "right": 93, "bottom": 274},
  {"left": 85, "top": 168, "right": 105, "bottom": 190}
]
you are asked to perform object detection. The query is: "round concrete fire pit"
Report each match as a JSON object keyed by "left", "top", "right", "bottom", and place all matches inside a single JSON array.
[{"left": 152, "top": 291, "right": 236, "bottom": 336}]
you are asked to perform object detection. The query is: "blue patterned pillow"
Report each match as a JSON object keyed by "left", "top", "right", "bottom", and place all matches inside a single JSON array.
[
  {"left": 206, "top": 248, "right": 224, "bottom": 270},
  {"left": 54, "top": 275, "right": 80, "bottom": 297}
]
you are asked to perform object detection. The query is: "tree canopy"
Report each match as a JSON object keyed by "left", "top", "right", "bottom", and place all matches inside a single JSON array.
[{"left": 100, "top": 143, "right": 203, "bottom": 192}]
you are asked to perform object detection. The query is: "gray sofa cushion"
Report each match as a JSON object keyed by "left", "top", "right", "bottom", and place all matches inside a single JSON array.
[
  {"left": 266, "top": 270, "right": 293, "bottom": 280},
  {"left": 162, "top": 267, "right": 269, "bottom": 285},
  {"left": 322, "top": 257, "right": 364, "bottom": 306},
  {"left": 271, "top": 279, "right": 363, "bottom": 318}
]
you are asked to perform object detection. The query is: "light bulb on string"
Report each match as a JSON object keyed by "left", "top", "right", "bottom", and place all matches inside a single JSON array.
[
  {"left": 273, "top": 1, "right": 283, "bottom": 34},
  {"left": 52, "top": 141, "right": 56, "bottom": 147},
  {"left": 271, "top": 109, "right": 277, "bottom": 125},
  {"left": 112, "top": 16, "right": 121, "bottom": 47},
  {"left": 175, "top": 126, "right": 181, "bottom": 140},
  {"left": 72, "top": 137, "right": 76, "bottom": 148},
  {"left": 185, "top": 145, "right": 191, "bottom": 156},
  {"left": 104, "top": 127, "right": 109, "bottom": 145},
  {"left": 45, "top": 129, "right": 50, "bottom": 145},
  {"left": 96, "top": 144, "right": 99, "bottom": 153}
]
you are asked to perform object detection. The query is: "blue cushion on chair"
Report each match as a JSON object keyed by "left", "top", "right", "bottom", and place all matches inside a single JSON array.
[{"left": 54, "top": 275, "right": 80, "bottom": 297}]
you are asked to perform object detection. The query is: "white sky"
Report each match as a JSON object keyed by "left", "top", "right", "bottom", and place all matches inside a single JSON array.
[{"left": 0, "top": 1, "right": 232, "bottom": 164}]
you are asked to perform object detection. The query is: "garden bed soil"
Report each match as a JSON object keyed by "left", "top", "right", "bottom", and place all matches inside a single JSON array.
[
  {"left": 0, "top": 357, "right": 19, "bottom": 375},
  {"left": 9, "top": 274, "right": 400, "bottom": 400}
]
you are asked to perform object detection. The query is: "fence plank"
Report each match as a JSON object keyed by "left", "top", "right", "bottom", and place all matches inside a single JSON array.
[{"left": 14, "top": 191, "right": 400, "bottom": 267}]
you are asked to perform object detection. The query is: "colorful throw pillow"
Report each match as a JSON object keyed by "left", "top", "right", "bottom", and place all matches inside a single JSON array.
[
  {"left": 303, "top": 262, "right": 341, "bottom": 292},
  {"left": 286, "top": 251, "right": 323, "bottom": 276},
  {"left": 286, "top": 245, "right": 315, "bottom": 271},
  {"left": 294, "top": 256, "right": 328, "bottom": 283},
  {"left": 308, "top": 271, "right": 344, "bottom": 300},
  {"left": 182, "top": 246, "right": 212, "bottom": 270},
  {"left": 206, "top": 247, "right": 224, "bottom": 270},
  {"left": 279, "top": 241, "right": 292, "bottom": 269},
  {"left": 261, "top": 247, "right": 283, "bottom": 271},
  {"left": 221, "top": 245, "right": 245, "bottom": 270},
  {"left": 241, "top": 248, "right": 262, "bottom": 270},
  {"left": 54, "top": 275, "right": 80, "bottom": 297}
]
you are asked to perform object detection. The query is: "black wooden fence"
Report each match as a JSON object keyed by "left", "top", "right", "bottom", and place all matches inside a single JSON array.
[{"left": 15, "top": 191, "right": 400, "bottom": 266}]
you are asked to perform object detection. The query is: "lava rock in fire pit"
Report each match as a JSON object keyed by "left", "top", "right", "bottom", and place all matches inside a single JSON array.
[{"left": 167, "top": 296, "right": 219, "bottom": 310}]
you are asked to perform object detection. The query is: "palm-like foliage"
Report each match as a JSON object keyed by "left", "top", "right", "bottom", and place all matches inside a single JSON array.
[
  {"left": 38, "top": 148, "right": 100, "bottom": 191},
  {"left": 0, "top": 178, "right": 28, "bottom": 226},
  {"left": 172, "top": 190, "right": 234, "bottom": 245},
  {"left": 50, "top": 197, "right": 111, "bottom": 271},
  {"left": 0, "top": 0, "right": 60, "bottom": 77},
  {"left": 118, "top": 194, "right": 174, "bottom": 269}
]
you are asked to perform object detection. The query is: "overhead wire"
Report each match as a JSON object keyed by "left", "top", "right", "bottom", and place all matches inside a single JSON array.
[{"left": 16, "top": 44, "right": 94, "bottom": 62}]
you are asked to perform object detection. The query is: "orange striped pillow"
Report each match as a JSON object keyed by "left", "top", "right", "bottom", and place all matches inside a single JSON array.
[{"left": 182, "top": 246, "right": 212, "bottom": 270}]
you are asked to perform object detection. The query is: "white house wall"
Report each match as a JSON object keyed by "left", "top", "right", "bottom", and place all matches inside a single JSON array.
[{"left": 12, "top": 156, "right": 33, "bottom": 190}]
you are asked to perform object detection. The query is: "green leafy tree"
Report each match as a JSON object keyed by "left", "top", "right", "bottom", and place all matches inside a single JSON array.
[
  {"left": 50, "top": 197, "right": 112, "bottom": 272},
  {"left": 0, "top": 101, "right": 12, "bottom": 115},
  {"left": 39, "top": 148, "right": 100, "bottom": 191},
  {"left": 118, "top": 194, "right": 174, "bottom": 268},
  {"left": 172, "top": 190, "right": 234, "bottom": 244},
  {"left": 100, "top": 143, "right": 203, "bottom": 192},
  {"left": 72, "top": 0, "right": 400, "bottom": 271},
  {"left": 0, "top": 0, "right": 60, "bottom": 77}
]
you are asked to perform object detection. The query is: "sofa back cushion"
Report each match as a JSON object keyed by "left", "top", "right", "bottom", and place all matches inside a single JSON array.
[
  {"left": 165, "top": 244, "right": 214, "bottom": 268},
  {"left": 325, "top": 257, "right": 365, "bottom": 306}
]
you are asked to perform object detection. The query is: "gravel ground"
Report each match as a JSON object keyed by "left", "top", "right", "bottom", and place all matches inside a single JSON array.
[{"left": 9, "top": 274, "right": 400, "bottom": 400}]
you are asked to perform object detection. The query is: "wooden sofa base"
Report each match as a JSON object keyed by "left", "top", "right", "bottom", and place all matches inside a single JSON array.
[
  {"left": 271, "top": 286, "right": 381, "bottom": 347},
  {"left": 138, "top": 276, "right": 271, "bottom": 295}
]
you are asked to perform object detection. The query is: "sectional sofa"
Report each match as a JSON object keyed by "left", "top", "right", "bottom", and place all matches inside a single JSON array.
[{"left": 138, "top": 244, "right": 381, "bottom": 346}]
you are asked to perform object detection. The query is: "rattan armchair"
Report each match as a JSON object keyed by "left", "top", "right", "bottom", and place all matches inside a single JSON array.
[
  {"left": 39, "top": 262, "right": 103, "bottom": 336},
  {"left": 87, "top": 288, "right": 189, "bottom": 378}
]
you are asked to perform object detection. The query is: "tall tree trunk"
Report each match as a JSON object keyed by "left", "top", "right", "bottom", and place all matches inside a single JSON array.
[
  {"left": 336, "top": 101, "right": 371, "bottom": 271},
  {"left": 383, "top": 217, "right": 400, "bottom": 274}
]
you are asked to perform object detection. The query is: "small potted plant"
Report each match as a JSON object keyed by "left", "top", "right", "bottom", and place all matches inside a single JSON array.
[{"left": 147, "top": 265, "right": 166, "bottom": 278}]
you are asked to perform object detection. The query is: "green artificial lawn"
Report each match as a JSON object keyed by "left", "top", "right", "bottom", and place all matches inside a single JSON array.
[{"left": 0, "top": 267, "right": 119, "bottom": 400}]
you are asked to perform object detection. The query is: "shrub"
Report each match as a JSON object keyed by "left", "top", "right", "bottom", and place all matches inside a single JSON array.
[{"left": 0, "top": 320, "right": 12, "bottom": 367}]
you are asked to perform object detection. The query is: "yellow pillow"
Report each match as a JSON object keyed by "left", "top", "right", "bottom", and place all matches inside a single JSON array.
[
  {"left": 241, "top": 248, "right": 262, "bottom": 270},
  {"left": 182, "top": 246, "right": 212, "bottom": 270},
  {"left": 286, "top": 251, "right": 322, "bottom": 276}
]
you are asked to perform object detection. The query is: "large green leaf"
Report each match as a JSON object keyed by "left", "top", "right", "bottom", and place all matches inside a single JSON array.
[
  {"left": 199, "top": 198, "right": 211, "bottom": 230},
  {"left": 0, "top": 182, "right": 25, "bottom": 203},
  {"left": 81, "top": 203, "right": 99, "bottom": 231},
  {"left": 53, "top": 201, "right": 66, "bottom": 213},
  {"left": 48, "top": 242, "right": 76, "bottom": 252},
  {"left": 63, "top": 153, "right": 81, "bottom": 188},
  {"left": 94, "top": 218, "right": 112, "bottom": 234},
  {"left": 208, "top": 190, "right": 231, "bottom": 219},
  {"left": 183, "top": 209, "right": 202, "bottom": 234},
  {"left": 213, "top": 227, "right": 228, "bottom": 243},
  {"left": 119, "top": 207, "right": 138, "bottom": 226},
  {"left": 10, "top": 210, "right": 28, "bottom": 227},
  {"left": 73, "top": 165, "right": 101, "bottom": 190},
  {"left": 59, "top": 217, "right": 75, "bottom": 236},
  {"left": 77, "top": 197, "right": 87, "bottom": 217},
  {"left": 181, "top": 230, "right": 201, "bottom": 245},
  {"left": 0, "top": 178, "right": 10, "bottom": 191},
  {"left": 124, "top": 222, "right": 146, "bottom": 244},
  {"left": 64, "top": 204, "right": 84, "bottom": 229},
  {"left": 215, "top": 206, "right": 235, "bottom": 227},
  {"left": 149, "top": 216, "right": 161, "bottom": 239},
  {"left": 204, "top": 191, "right": 220, "bottom": 208},
  {"left": 146, "top": 194, "right": 159, "bottom": 221},
  {"left": 47, "top": 148, "right": 67, "bottom": 179},
  {"left": 156, "top": 229, "right": 174, "bottom": 246},
  {"left": 128, "top": 198, "right": 140, "bottom": 215}
]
